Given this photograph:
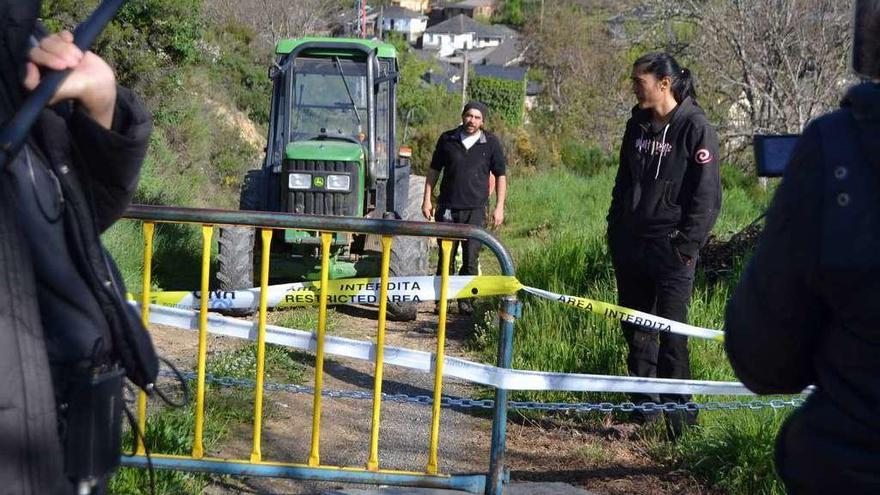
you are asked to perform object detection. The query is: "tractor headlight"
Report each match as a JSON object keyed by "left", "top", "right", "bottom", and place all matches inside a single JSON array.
[
  {"left": 289, "top": 173, "right": 311, "bottom": 190},
  {"left": 325, "top": 174, "right": 351, "bottom": 192}
]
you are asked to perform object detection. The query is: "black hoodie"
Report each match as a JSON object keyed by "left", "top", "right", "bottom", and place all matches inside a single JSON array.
[{"left": 608, "top": 97, "right": 722, "bottom": 258}]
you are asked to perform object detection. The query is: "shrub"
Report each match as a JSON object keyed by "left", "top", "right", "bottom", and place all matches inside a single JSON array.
[
  {"left": 560, "top": 140, "right": 617, "bottom": 177},
  {"left": 468, "top": 75, "right": 527, "bottom": 127}
]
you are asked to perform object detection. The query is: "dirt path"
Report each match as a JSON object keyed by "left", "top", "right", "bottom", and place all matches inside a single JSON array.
[{"left": 148, "top": 303, "right": 714, "bottom": 495}]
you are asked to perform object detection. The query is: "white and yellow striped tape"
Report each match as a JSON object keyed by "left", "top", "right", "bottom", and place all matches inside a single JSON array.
[
  {"left": 148, "top": 275, "right": 522, "bottom": 311},
  {"left": 139, "top": 275, "right": 724, "bottom": 341}
]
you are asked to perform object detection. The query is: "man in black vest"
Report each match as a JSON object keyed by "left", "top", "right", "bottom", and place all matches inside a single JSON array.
[
  {"left": 725, "top": 1, "right": 880, "bottom": 492},
  {"left": 422, "top": 100, "right": 507, "bottom": 315}
]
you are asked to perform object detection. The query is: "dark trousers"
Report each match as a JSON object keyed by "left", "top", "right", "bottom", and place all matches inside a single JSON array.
[
  {"left": 610, "top": 234, "right": 698, "bottom": 429},
  {"left": 435, "top": 207, "right": 485, "bottom": 276}
]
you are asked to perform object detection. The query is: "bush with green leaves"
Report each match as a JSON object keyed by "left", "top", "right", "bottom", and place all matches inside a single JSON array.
[
  {"left": 468, "top": 75, "right": 526, "bottom": 127},
  {"left": 41, "top": 0, "right": 206, "bottom": 99}
]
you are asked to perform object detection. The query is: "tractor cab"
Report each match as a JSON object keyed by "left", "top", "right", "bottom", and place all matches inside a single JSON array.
[
  {"left": 265, "top": 38, "right": 402, "bottom": 220},
  {"left": 217, "top": 38, "right": 427, "bottom": 321}
]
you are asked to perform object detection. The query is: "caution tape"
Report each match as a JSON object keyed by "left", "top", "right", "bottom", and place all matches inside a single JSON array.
[
  {"left": 147, "top": 275, "right": 522, "bottom": 311},
  {"left": 138, "top": 302, "right": 754, "bottom": 396},
  {"left": 520, "top": 286, "right": 725, "bottom": 342},
  {"left": 140, "top": 275, "right": 724, "bottom": 341}
]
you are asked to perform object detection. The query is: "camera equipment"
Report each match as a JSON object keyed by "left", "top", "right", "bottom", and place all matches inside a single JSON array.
[
  {"left": 753, "top": 134, "right": 800, "bottom": 178},
  {"left": 61, "top": 366, "right": 125, "bottom": 495}
]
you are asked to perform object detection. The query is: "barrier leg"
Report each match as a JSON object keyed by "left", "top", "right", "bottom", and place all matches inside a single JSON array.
[
  {"left": 487, "top": 296, "right": 518, "bottom": 495},
  {"left": 308, "top": 232, "right": 333, "bottom": 467},
  {"left": 427, "top": 239, "right": 453, "bottom": 474},
  {"left": 251, "top": 229, "right": 273, "bottom": 462}
]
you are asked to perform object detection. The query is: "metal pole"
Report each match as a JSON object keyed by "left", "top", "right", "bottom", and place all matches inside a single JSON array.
[
  {"left": 487, "top": 295, "right": 518, "bottom": 494},
  {"left": 135, "top": 222, "right": 155, "bottom": 455},
  {"left": 367, "top": 235, "right": 393, "bottom": 471},
  {"left": 361, "top": 0, "right": 367, "bottom": 39},
  {"left": 192, "top": 225, "right": 214, "bottom": 459},
  {"left": 308, "top": 232, "right": 333, "bottom": 466},
  {"left": 461, "top": 49, "right": 469, "bottom": 108},
  {"left": 250, "top": 229, "right": 273, "bottom": 462},
  {"left": 427, "top": 240, "right": 453, "bottom": 474}
]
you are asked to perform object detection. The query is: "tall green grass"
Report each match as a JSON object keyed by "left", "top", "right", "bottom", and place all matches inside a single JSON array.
[{"left": 664, "top": 409, "right": 789, "bottom": 495}]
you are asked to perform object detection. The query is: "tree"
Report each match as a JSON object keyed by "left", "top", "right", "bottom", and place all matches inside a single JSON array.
[
  {"left": 205, "top": 0, "right": 344, "bottom": 47},
  {"left": 523, "top": 2, "right": 630, "bottom": 150},
  {"left": 654, "top": 0, "right": 852, "bottom": 158},
  {"left": 496, "top": 0, "right": 525, "bottom": 27}
]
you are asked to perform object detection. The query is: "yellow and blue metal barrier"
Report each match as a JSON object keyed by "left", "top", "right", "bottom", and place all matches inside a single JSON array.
[{"left": 121, "top": 204, "right": 519, "bottom": 495}]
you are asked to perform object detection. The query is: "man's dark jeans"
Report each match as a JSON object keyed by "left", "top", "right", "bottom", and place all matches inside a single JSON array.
[{"left": 434, "top": 206, "right": 486, "bottom": 276}]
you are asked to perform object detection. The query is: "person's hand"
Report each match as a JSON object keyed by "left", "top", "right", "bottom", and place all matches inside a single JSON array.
[
  {"left": 676, "top": 249, "right": 694, "bottom": 267},
  {"left": 23, "top": 31, "right": 116, "bottom": 129},
  {"left": 422, "top": 200, "right": 434, "bottom": 221},
  {"left": 490, "top": 206, "right": 504, "bottom": 227}
]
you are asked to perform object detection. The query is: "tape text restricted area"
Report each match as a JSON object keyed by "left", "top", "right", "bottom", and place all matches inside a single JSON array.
[{"left": 139, "top": 275, "right": 724, "bottom": 341}]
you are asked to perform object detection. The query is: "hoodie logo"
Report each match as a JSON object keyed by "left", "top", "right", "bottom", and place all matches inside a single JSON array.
[
  {"left": 695, "top": 149, "right": 713, "bottom": 164},
  {"left": 635, "top": 137, "right": 672, "bottom": 156}
]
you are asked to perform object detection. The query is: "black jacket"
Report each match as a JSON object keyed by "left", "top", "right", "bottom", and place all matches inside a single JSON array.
[
  {"left": 9, "top": 91, "right": 153, "bottom": 370},
  {"left": 0, "top": 3, "right": 155, "bottom": 491},
  {"left": 2, "top": 91, "right": 154, "bottom": 495},
  {"left": 725, "top": 83, "right": 880, "bottom": 493},
  {"left": 430, "top": 126, "right": 507, "bottom": 209},
  {"left": 608, "top": 97, "right": 721, "bottom": 257}
]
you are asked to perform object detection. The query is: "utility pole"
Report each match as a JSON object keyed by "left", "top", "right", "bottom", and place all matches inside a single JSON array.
[
  {"left": 461, "top": 48, "right": 469, "bottom": 107},
  {"left": 361, "top": 0, "right": 367, "bottom": 39},
  {"left": 378, "top": 5, "right": 384, "bottom": 40},
  {"left": 540, "top": 0, "right": 545, "bottom": 31}
]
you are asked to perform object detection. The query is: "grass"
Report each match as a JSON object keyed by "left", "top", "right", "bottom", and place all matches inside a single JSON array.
[
  {"left": 207, "top": 342, "right": 310, "bottom": 385},
  {"left": 657, "top": 409, "right": 790, "bottom": 495},
  {"left": 110, "top": 338, "right": 309, "bottom": 494},
  {"left": 467, "top": 157, "right": 788, "bottom": 494}
]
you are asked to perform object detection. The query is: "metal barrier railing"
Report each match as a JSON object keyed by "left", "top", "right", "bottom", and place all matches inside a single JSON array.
[{"left": 121, "top": 204, "right": 519, "bottom": 495}]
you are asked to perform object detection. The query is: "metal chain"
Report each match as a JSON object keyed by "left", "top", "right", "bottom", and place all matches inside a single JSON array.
[{"left": 159, "top": 370, "right": 805, "bottom": 413}]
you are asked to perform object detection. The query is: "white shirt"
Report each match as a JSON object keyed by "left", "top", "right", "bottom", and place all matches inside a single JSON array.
[{"left": 461, "top": 130, "right": 481, "bottom": 150}]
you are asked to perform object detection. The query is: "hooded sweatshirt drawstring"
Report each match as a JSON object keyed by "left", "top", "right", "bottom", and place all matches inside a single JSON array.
[{"left": 655, "top": 123, "right": 670, "bottom": 179}]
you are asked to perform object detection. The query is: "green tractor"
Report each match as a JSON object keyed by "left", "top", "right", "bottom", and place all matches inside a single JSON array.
[{"left": 217, "top": 37, "right": 429, "bottom": 321}]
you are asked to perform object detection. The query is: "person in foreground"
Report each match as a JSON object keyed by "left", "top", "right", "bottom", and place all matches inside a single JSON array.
[
  {"left": 725, "top": 1, "right": 880, "bottom": 492},
  {"left": 1, "top": 1, "right": 156, "bottom": 493}
]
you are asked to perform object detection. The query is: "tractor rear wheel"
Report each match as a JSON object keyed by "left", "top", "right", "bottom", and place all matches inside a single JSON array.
[{"left": 386, "top": 175, "right": 429, "bottom": 321}]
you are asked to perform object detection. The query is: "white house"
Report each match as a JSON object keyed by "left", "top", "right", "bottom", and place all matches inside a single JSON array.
[
  {"left": 380, "top": 6, "right": 428, "bottom": 43},
  {"left": 423, "top": 14, "right": 503, "bottom": 57}
]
